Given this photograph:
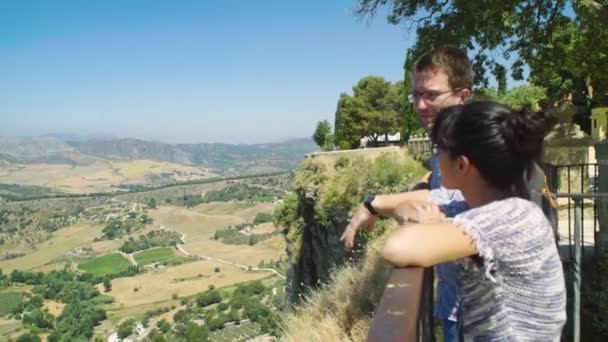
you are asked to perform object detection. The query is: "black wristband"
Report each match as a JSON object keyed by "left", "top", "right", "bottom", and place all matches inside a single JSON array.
[{"left": 363, "top": 193, "right": 378, "bottom": 216}]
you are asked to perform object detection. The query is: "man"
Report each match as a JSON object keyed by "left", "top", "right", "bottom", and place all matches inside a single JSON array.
[{"left": 340, "top": 45, "right": 472, "bottom": 341}]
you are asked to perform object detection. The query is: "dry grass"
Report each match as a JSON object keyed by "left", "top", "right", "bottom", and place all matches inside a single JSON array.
[
  {"left": 43, "top": 300, "right": 66, "bottom": 317},
  {"left": 280, "top": 232, "right": 394, "bottom": 342},
  {"left": 255, "top": 222, "right": 277, "bottom": 234},
  {"left": 150, "top": 204, "right": 283, "bottom": 267},
  {"left": 0, "top": 318, "right": 22, "bottom": 340},
  {"left": 0, "top": 223, "right": 103, "bottom": 272},
  {"left": 0, "top": 159, "right": 218, "bottom": 194},
  {"left": 0, "top": 161, "right": 122, "bottom": 193},
  {"left": 104, "top": 259, "right": 268, "bottom": 308},
  {"left": 111, "top": 160, "right": 216, "bottom": 182},
  {"left": 310, "top": 146, "right": 414, "bottom": 178}
]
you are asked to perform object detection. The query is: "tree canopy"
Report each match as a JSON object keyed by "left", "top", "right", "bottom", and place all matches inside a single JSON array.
[
  {"left": 333, "top": 76, "right": 408, "bottom": 149},
  {"left": 312, "top": 120, "right": 333, "bottom": 150},
  {"left": 355, "top": 0, "right": 608, "bottom": 107}
]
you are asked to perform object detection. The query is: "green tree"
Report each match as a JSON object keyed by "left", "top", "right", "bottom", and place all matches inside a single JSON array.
[
  {"left": 253, "top": 212, "right": 273, "bottom": 224},
  {"left": 117, "top": 319, "right": 135, "bottom": 339},
  {"left": 312, "top": 120, "right": 332, "bottom": 148},
  {"left": 157, "top": 318, "right": 171, "bottom": 333},
  {"left": 183, "top": 322, "right": 208, "bottom": 341},
  {"left": 356, "top": 0, "right": 608, "bottom": 128},
  {"left": 333, "top": 93, "right": 351, "bottom": 149},
  {"left": 103, "top": 276, "right": 112, "bottom": 292},
  {"left": 147, "top": 198, "right": 157, "bottom": 209},
  {"left": 334, "top": 76, "right": 401, "bottom": 148},
  {"left": 16, "top": 333, "right": 40, "bottom": 342},
  {"left": 475, "top": 85, "right": 547, "bottom": 110},
  {"left": 499, "top": 85, "right": 547, "bottom": 110}
]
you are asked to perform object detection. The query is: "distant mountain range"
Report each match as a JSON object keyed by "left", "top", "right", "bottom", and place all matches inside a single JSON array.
[{"left": 0, "top": 136, "right": 318, "bottom": 175}]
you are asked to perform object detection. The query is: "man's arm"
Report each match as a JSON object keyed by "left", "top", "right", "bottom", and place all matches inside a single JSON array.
[
  {"left": 340, "top": 190, "right": 432, "bottom": 252},
  {"left": 410, "top": 171, "right": 432, "bottom": 191}
]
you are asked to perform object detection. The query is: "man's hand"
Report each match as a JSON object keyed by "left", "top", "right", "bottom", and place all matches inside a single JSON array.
[
  {"left": 340, "top": 205, "right": 377, "bottom": 252},
  {"left": 410, "top": 172, "right": 432, "bottom": 191},
  {"left": 393, "top": 201, "right": 444, "bottom": 224}
]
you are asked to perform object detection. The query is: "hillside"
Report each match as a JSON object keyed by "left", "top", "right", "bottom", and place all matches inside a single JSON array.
[
  {"left": 0, "top": 136, "right": 318, "bottom": 175},
  {"left": 71, "top": 138, "right": 192, "bottom": 165},
  {"left": 0, "top": 136, "right": 316, "bottom": 194},
  {"left": 0, "top": 137, "right": 96, "bottom": 165}
]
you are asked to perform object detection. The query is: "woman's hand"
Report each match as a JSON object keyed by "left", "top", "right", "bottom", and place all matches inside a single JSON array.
[{"left": 340, "top": 205, "right": 378, "bottom": 252}]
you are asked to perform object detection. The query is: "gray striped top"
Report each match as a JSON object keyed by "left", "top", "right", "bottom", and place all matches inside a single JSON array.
[{"left": 450, "top": 197, "right": 566, "bottom": 341}]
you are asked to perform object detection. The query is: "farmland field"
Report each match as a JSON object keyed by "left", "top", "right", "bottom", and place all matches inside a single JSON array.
[
  {"left": 0, "top": 172, "right": 289, "bottom": 341},
  {"left": 78, "top": 252, "right": 132, "bottom": 277},
  {"left": 133, "top": 247, "right": 186, "bottom": 266},
  {"left": 0, "top": 319, "right": 22, "bottom": 340},
  {"left": 0, "top": 292, "right": 24, "bottom": 316},
  {"left": 104, "top": 259, "right": 270, "bottom": 308},
  {"left": 0, "top": 223, "right": 104, "bottom": 272},
  {"left": 0, "top": 159, "right": 217, "bottom": 194}
]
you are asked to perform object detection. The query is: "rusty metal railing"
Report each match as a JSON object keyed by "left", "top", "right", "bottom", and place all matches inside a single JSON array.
[{"left": 367, "top": 267, "right": 435, "bottom": 342}]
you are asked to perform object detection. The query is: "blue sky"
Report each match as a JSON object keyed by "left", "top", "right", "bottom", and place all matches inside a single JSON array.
[{"left": 0, "top": 0, "right": 417, "bottom": 144}]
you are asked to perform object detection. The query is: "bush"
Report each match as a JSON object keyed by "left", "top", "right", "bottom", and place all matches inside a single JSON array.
[
  {"left": 218, "top": 302, "right": 229, "bottom": 311},
  {"left": 253, "top": 212, "right": 273, "bottom": 224},
  {"left": 117, "top": 319, "right": 135, "bottom": 339},
  {"left": 16, "top": 333, "right": 40, "bottom": 342},
  {"left": 196, "top": 290, "right": 221, "bottom": 307}
]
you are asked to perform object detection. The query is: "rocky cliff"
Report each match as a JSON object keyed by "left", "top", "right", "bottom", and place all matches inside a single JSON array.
[{"left": 273, "top": 147, "right": 427, "bottom": 303}]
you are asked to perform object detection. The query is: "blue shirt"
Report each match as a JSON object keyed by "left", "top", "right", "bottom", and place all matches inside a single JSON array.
[{"left": 428, "top": 154, "right": 468, "bottom": 322}]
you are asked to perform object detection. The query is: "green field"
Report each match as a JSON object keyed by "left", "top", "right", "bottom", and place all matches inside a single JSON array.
[
  {"left": 0, "top": 292, "right": 24, "bottom": 316},
  {"left": 78, "top": 253, "right": 132, "bottom": 277},
  {"left": 133, "top": 247, "right": 185, "bottom": 266}
]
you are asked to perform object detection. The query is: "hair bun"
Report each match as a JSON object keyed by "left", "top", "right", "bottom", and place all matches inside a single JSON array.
[{"left": 508, "top": 109, "right": 555, "bottom": 161}]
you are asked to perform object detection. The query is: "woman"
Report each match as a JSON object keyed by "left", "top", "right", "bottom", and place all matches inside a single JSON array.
[{"left": 382, "top": 101, "right": 566, "bottom": 341}]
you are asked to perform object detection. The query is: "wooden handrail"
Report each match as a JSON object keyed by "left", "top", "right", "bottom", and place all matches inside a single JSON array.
[{"left": 367, "top": 267, "right": 435, "bottom": 342}]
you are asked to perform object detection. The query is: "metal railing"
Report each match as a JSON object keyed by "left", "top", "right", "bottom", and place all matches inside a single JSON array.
[
  {"left": 367, "top": 267, "right": 435, "bottom": 342},
  {"left": 555, "top": 192, "right": 608, "bottom": 342}
]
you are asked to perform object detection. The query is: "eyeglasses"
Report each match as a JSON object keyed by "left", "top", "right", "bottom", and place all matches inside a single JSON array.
[{"left": 407, "top": 88, "right": 461, "bottom": 103}]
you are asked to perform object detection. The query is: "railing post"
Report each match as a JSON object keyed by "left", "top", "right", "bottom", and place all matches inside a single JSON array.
[
  {"left": 573, "top": 198, "right": 582, "bottom": 342},
  {"left": 418, "top": 268, "right": 435, "bottom": 342}
]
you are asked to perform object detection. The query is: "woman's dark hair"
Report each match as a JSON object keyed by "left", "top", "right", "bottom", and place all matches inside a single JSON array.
[{"left": 431, "top": 101, "right": 555, "bottom": 199}]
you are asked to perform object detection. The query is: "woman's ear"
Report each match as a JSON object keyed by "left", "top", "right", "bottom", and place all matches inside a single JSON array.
[{"left": 456, "top": 155, "right": 471, "bottom": 175}]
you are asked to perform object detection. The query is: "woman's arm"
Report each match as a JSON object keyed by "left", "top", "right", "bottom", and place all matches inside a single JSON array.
[
  {"left": 382, "top": 221, "right": 477, "bottom": 267},
  {"left": 340, "top": 190, "right": 432, "bottom": 252}
]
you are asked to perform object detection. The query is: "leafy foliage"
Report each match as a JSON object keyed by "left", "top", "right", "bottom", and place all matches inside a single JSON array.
[
  {"left": 117, "top": 319, "right": 135, "bottom": 339},
  {"left": 355, "top": 0, "right": 608, "bottom": 125},
  {"left": 119, "top": 230, "right": 182, "bottom": 253},
  {"left": 474, "top": 85, "right": 547, "bottom": 110},
  {"left": 100, "top": 215, "right": 150, "bottom": 240},
  {"left": 275, "top": 151, "right": 426, "bottom": 302},
  {"left": 333, "top": 76, "right": 403, "bottom": 148},
  {"left": 7, "top": 269, "right": 108, "bottom": 341},
  {"left": 179, "top": 183, "right": 283, "bottom": 207},
  {"left": 312, "top": 120, "right": 333, "bottom": 149},
  {"left": 253, "top": 212, "right": 273, "bottom": 225}
]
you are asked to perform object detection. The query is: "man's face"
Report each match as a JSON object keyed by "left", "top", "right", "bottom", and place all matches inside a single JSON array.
[{"left": 412, "top": 69, "right": 468, "bottom": 131}]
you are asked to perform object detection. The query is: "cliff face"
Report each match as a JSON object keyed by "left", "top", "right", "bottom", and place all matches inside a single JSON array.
[{"left": 274, "top": 147, "right": 427, "bottom": 303}]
